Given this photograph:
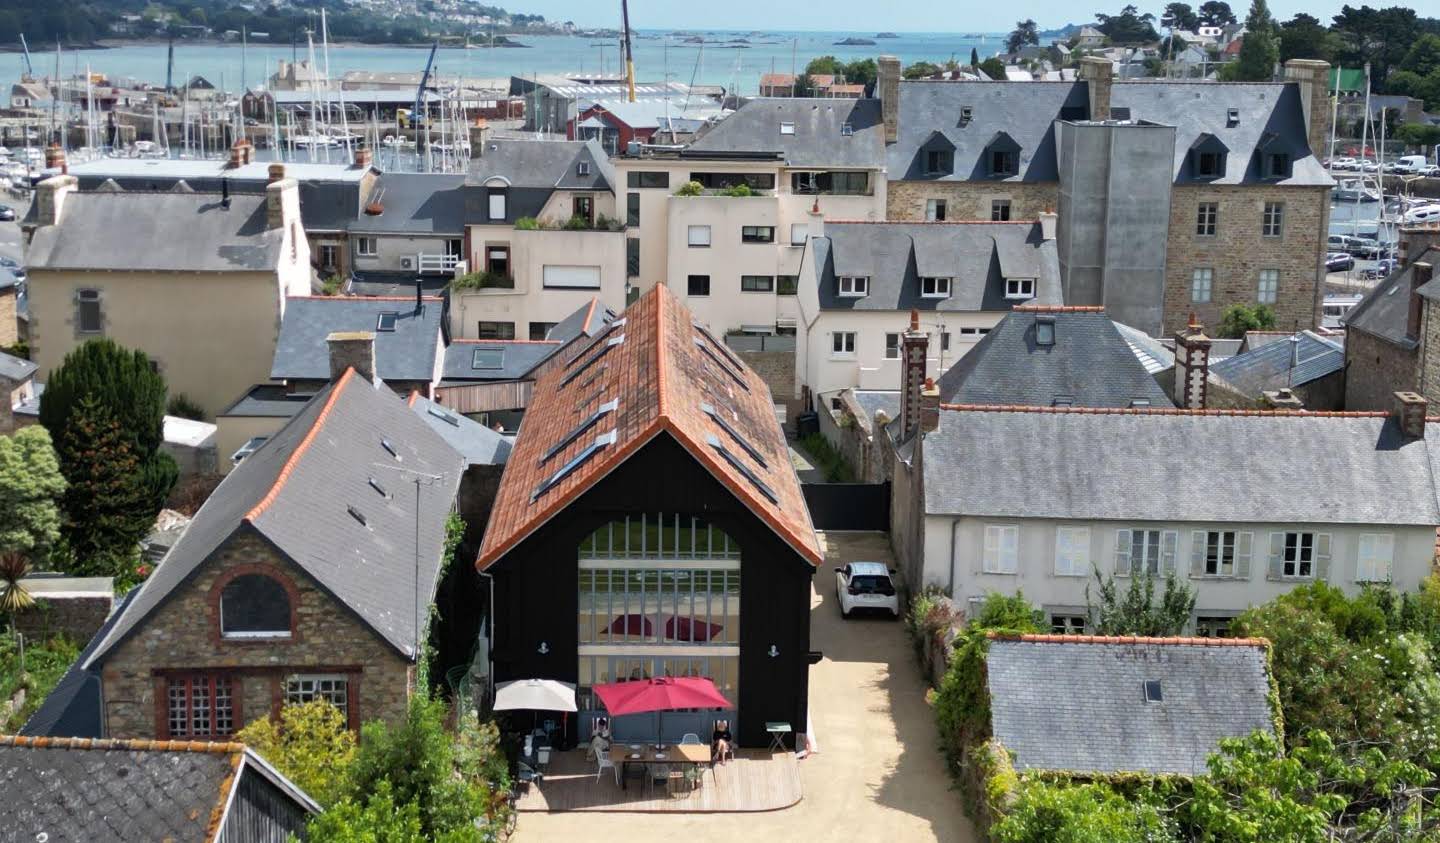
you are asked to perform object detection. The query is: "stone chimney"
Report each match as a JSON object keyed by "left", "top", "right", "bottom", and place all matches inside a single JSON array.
[
  {"left": 1395, "top": 391, "right": 1427, "bottom": 439},
  {"left": 1409, "top": 261, "right": 1433, "bottom": 340},
  {"left": 1172, "top": 313, "right": 1211, "bottom": 409},
  {"left": 899, "top": 309, "right": 929, "bottom": 440},
  {"left": 327, "top": 331, "right": 376, "bottom": 383},
  {"left": 1262, "top": 388, "right": 1305, "bottom": 410},
  {"left": 919, "top": 378, "right": 940, "bottom": 433},
  {"left": 1038, "top": 210, "right": 1057, "bottom": 241},
  {"left": 267, "top": 162, "right": 286, "bottom": 184},
  {"left": 807, "top": 198, "right": 825, "bottom": 240},
  {"left": 227, "top": 138, "right": 253, "bottom": 168},
  {"left": 1283, "top": 59, "right": 1333, "bottom": 162},
  {"left": 878, "top": 55, "right": 901, "bottom": 145},
  {"left": 266, "top": 175, "right": 298, "bottom": 230},
  {"left": 34, "top": 174, "right": 78, "bottom": 228},
  {"left": 44, "top": 142, "right": 66, "bottom": 174},
  {"left": 1399, "top": 226, "right": 1440, "bottom": 269},
  {"left": 353, "top": 145, "right": 372, "bottom": 170},
  {"left": 1078, "top": 57, "right": 1113, "bottom": 120}
]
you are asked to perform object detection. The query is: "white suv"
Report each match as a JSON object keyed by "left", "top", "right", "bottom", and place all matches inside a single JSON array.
[{"left": 834, "top": 562, "right": 900, "bottom": 619}]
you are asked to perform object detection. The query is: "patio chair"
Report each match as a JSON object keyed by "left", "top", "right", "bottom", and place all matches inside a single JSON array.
[
  {"left": 680, "top": 733, "right": 702, "bottom": 745},
  {"left": 666, "top": 768, "right": 689, "bottom": 798},
  {"left": 684, "top": 764, "right": 705, "bottom": 793},
  {"left": 595, "top": 752, "right": 619, "bottom": 785}
]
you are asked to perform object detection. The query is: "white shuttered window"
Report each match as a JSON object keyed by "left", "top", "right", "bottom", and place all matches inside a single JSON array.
[{"left": 983, "top": 525, "right": 1019, "bottom": 574}]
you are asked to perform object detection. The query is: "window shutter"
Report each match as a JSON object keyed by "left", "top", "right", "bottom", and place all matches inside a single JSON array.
[
  {"left": 1235, "top": 532, "right": 1253, "bottom": 580},
  {"left": 1054, "top": 528, "right": 1067, "bottom": 576},
  {"left": 983, "top": 527, "right": 999, "bottom": 573},
  {"left": 1114, "top": 529, "right": 1132, "bottom": 575},
  {"left": 1190, "top": 531, "right": 1207, "bottom": 576},
  {"left": 1356, "top": 534, "right": 1372, "bottom": 582},
  {"left": 1315, "top": 533, "right": 1332, "bottom": 581},
  {"left": 1002, "top": 527, "right": 1018, "bottom": 573},
  {"left": 1268, "top": 532, "right": 1284, "bottom": 580},
  {"left": 1161, "top": 531, "right": 1178, "bottom": 575}
]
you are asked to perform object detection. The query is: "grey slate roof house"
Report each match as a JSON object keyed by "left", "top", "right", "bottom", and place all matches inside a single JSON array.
[
  {"left": 82, "top": 362, "right": 465, "bottom": 739},
  {"left": 465, "top": 138, "right": 615, "bottom": 225},
  {"left": 982, "top": 634, "right": 1276, "bottom": 776},
  {"left": 0, "top": 735, "right": 320, "bottom": 842},
  {"left": 271, "top": 294, "right": 446, "bottom": 394},
  {"left": 1209, "top": 329, "right": 1345, "bottom": 409},
  {"left": 688, "top": 97, "right": 887, "bottom": 169},
  {"left": 1342, "top": 242, "right": 1439, "bottom": 411}
]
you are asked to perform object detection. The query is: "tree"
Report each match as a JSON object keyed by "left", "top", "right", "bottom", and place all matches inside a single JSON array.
[
  {"left": 0, "top": 427, "right": 66, "bottom": 557},
  {"left": 236, "top": 701, "right": 357, "bottom": 808},
  {"left": 978, "top": 57, "right": 1008, "bottom": 80},
  {"left": 1006, "top": 19, "right": 1040, "bottom": 54},
  {"left": 792, "top": 73, "right": 816, "bottom": 97},
  {"left": 971, "top": 47, "right": 980, "bottom": 68},
  {"left": 1095, "top": 4, "right": 1160, "bottom": 43},
  {"left": 1198, "top": 0, "right": 1237, "bottom": 26},
  {"left": 307, "top": 782, "right": 430, "bottom": 843},
  {"left": 1225, "top": 0, "right": 1278, "bottom": 81},
  {"left": 804, "top": 55, "right": 842, "bottom": 77},
  {"left": 1397, "top": 122, "right": 1440, "bottom": 150},
  {"left": 1330, "top": 4, "right": 1424, "bottom": 88},
  {"left": 1215, "top": 302, "right": 1276, "bottom": 337},
  {"left": 844, "top": 58, "right": 878, "bottom": 86},
  {"left": 1279, "top": 13, "right": 1336, "bottom": 63},
  {"left": 993, "top": 780, "right": 1176, "bottom": 843},
  {"left": 1086, "top": 568, "right": 1195, "bottom": 636},
  {"left": 1163, "top": 2, "right": 1199, "bottom": 31},
  {"left": 54, "top": 397, "right": 155, "bottom": 578},
  {"left": 904, "top": 61, "right": 941, "bottom": 79}
]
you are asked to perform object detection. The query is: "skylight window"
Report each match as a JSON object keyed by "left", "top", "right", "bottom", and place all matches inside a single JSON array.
[
  {"left": 694, "top": 338, "right": 750, "bottom": 392},
  {"left": 347, "top": 505, "right": 368, "bottom": 527},
  {"left": 533, "top": 430, "right": 617, "bottom": 500},
  {"left": 427, "top": 405, "right": 460, "bottom": 426},
  {"left": 1143, "top": 680, "right": 1163, "bottom": 702},
  {"left": 1130, "top": 398, "right": 1152, "bottom": 408},
  {"left": 560, "top": 334, "right": 625, "bottom": 387},
  {"left": 841, "top": 122, "right": 853, "bottom": 136},
  {"left": 780, "top": 121, "right": 796, "bottom": 135},
  {"left": 1035, "top": 316, "right": 1056, "bottom": 346},
  {"left": 702, "top": 403, "right": 767, "bottom": 468},
  {"left": 367, "top": 476, "right": 389, "bottom": 498},
  {"left": 706, "top": 434, "right": 777, "bottom": 504},
  {"left": 1052, "top": 395, "right": 1074, "bottom": 408},
  {"left": 693, "top": 320, "right": 745, "bottom": 369},
  {"left": 542, "top": 399, "right": 619, "bottom": 463},
  {"left": 376, "top": 312, "right": 398, "bottom": 332},
  {"left": 564, "top": 319, "right": 626, "bottom": 370},
  {"left": 381, "top": 438, "right": 400, "bottom": 460},
  {"left": 472, "top": 347, "right": 505, "bottom": 370}
]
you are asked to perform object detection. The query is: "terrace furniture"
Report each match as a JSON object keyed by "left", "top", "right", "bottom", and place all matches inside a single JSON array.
[
  {"left": 680, "top": 733, "right": 702, "bottom": 745},
  {"left": 611, "top": 743, "right": 710, "bottom": 790},
  {"left": 766, "top": 721, "right": 792, "bottom": 753},
  {"left": 595, "top": 752, "right": 619, "bottom": 785}
]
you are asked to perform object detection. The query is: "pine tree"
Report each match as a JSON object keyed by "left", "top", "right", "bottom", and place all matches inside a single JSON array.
[
  {"left": 1231, "top": 0, "right": 1279, "bottom": 81},
  {"left": 970, "top": 47, "right": 980, "bottom": 69},
  {"left": 55, "top": 395, "right": 154, "bottom": 577}
]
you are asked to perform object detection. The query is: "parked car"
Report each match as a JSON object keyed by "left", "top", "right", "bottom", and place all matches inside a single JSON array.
[
  {"left": 0, "top": 205, "right": 15, "bottom": 222},
  {"left": 834, "top": 561, "right": 900, "bottom": 619},
  {"left": 1326, "top": 252, "right": 1355, "bottom": 272}
]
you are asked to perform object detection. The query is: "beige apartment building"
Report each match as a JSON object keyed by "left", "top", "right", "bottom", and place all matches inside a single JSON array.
[
  {"left": 25, "top": 167, "right": 312, "bottom": 417},
  {"left": 614, "top": 96, "right": 887, "bottom": 335}
]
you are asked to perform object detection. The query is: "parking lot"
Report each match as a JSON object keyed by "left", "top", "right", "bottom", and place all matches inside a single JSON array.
[{"left": 514, "top": 531, "right": 975, "bottom": 842}]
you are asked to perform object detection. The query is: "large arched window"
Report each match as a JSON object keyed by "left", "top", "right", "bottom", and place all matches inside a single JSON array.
[{"left": 219, "top": 573, "right": 293, "bottom": 639}]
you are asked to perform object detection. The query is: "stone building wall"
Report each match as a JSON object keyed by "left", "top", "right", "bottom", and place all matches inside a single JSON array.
[
  {"left": 1163, "top": 184, "right": 1329, "bottom": 336},
  {"left": 14, "top": 594, "right": 113, "bottom": 644},
  {"left": 99, "top": 528, "right": 413, "bottom": 739},
  {"left": 886, "top": 180, "right": 1059, "bottom": 223},
  {"left": 0, "top": 288, "right": 18, "bottom": 349},
  {"left": 734, "top": 348, "right": 796, "bottom": 404},
  {"left": 1345, "top": 328, "right": 1419, "bottom": 410},
  {"left": 1419, "top": 300, "right": 1440, "bottom": 406}
]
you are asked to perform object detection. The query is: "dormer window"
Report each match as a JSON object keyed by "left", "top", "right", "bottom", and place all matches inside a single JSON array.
[
  {"left": 1197, "top": 152, "right": 1222, "bottom": 177},
  {"left": 780, "top": 121, "right": 796, "bottom": 135},
  {"left": 1005, "top": 278, "right": 1035, "bottom": 299},
  {"left": 1226, "top": 107, "right": 1240, "bottom": 126},
  {"left": 1267, "top": 152, "right": 1291, "bottom": 179},
  {"left": 960, "top": 106, "right": 973, "bottom": 126},
  {"left": 577, "top": 161, "right": 591, "bottom": 176},
  {"left": 920, "top": 277, "right": 951, "bottom": 298},
  {"left": 1189, "top": 133, "right": 1229, "bottom": 180},
  {"left": 925, "top": 149, "right": 952, "bottom": 175},
  {"left": 984, "top": 131, "right": 1021, "bottom": 178},
  {"left": 838, "top": 276, "right": 869, "bottom": 297}
]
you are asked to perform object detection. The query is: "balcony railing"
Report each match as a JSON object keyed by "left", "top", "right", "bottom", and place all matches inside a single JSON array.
[{"left": 417, "top": 253, "right": 461, "bottom": 274}]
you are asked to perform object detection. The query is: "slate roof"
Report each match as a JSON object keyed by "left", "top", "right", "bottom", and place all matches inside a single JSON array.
[
  {"left": 348, "top": 172, "right": 467, "bottom": 235},
  {"left": 546, "top": 297, "right": 618, "bottom": 346},
  {"left": 887, "top": 81, "right": 1089, "bottom": 181},
  {"left": 478, "top": 284, "right": 821, "bottom": 569},
  {"left": 688, "top": 97, "right": 886, "bottom": 168},
  {"left": 1344, "top": 247, "right": 1439, "bottom": 348},
  {"left": 27, "top": 192, "right": 284, "bottom": 272},
  {"left": 985, "top": 635, "right": 1275, "bottom": 776},
  {"left": 1112, "top": 322, "right": 1176, "bottom": 373},
  {"left": 1109, "top": 81, "right": 1331, "bottom": 186},
  {"left": 466, "top": 138, "right": 615, "bottom": 192},
  {"left": 271, "top": 296, "right": 444, "bottom": 383},
  {"left": 408, "top": 392, "right": 512, "bottom": 465},
  {"left": 0, "top": 349, "right": 37, "bottom": 382},
  {"left": 0, "top": 736, "right": 319, "bottom": 841},
  {"left": 85, "top": 370, "right": 464, "bottom": 666},
  {"left": 1209, "top": 330, "right": 1345, "bottom": 397},
  {"left": 814, "top": 221, "right": 1062, "bottom": 312},
  {"left": 922, "top": 406, "right": 1440, "bottom": 525},
  {"left": 218, "top": 383, "right": 312, "bottom": 419},
  {"left": 345, "top": 272, "right": 451, "bottom": 298},
  {"left": 935, "top": 308, "right": 1173, "bottom": 407},
  {"left": 20, "top": 589, "right": 137, "bottom": 739},
  {"left": 443, "top": 339, "right": 563, "bottom": 382}
]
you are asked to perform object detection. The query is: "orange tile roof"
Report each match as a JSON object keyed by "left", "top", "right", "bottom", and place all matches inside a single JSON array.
[{"left": 477, "top": 284, "right": 821, "bottom": 570}]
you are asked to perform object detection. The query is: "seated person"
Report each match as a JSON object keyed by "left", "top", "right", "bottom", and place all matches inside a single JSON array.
[{"left": 711, "top": 720, "right": 733, "bottom": 764}]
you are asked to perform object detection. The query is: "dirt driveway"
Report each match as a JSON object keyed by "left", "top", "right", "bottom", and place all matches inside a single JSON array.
[{"left": 514, "top": 531, "right": 976, "bottom": 842}]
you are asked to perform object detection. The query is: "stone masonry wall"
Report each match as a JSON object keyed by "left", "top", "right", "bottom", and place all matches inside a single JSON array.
[
  {"left": 886, "top": 180, "right": 1059, "bottom": 223},
  {"left": 1163, "top": 184, "right": 1328, "bottom": 336},
  {"left": 1345, "top": 327, "right": 1419, "bottom": 411},
  {"left": 14, "top": 594, "right": 113, "bottom": 644},
  {"left": 0, "top": 288, "right": 18, "bottom": 350},
  {"left": 1419, "top": 299, "right": 1440, "bottom": 406},
  {"left": 99, "top": 528, "right": 413, "bottom": 739},
  {"left": 735, "top": 349, "right": 796, "bottom": 404}
]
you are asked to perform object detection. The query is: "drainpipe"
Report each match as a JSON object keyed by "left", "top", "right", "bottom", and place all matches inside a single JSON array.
[{"left": 949, "top": 517, "right": 961, "bottom": 599}]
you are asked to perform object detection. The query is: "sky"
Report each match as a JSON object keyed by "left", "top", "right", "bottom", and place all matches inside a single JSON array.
[{"left": 518, "top": 0, "right": 1409, "bottom": 33}]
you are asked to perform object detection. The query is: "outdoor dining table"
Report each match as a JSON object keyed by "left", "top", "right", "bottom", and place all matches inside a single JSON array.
[{"left": 610, "top": 743, "right": 710, "bottom": 790}]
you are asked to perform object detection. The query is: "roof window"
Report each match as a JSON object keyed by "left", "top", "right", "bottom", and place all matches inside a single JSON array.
[
  {"left": 780, "top": 121, "right": 796, "bottom": 135},
  {"left": 1130, "top": 398, "right": 1152, "bottom": 408},
  {"left": 706, "top": 434, "right": 778, "bottom": 504},
  {"left": 560, "top": 334, "right": 625, "bottom": 387},
  {"left": 693, "top": 320, "right": 745, "bottom": 369},
  {"left": 1226, "top": 107, "right": 1240, "bottom": 126},
  {"left": 542, "top": 399, "right": 619, "bottom": 463},
  {"left": 841, "top": 122, "right": 853, "bottom": 136},
  {"left": 564, "top": 318, "right": 626, "bottom": 370},
  {"left": 231, "top": 436, "right": 268, "bottom": 465},
  {"left": 1143, "top": 679, "right": 1163, "bottom": 702},
  {"left": 367, "top": 476, "right": 389, "bottom": 498},
  {"left": 1052, "top": 395, "right": 1074, "bottom": 407},
  {"left": 533, "top": 430, "right": 617, "bottom": 500},
  {"left": 376, "top": 312, "right": 398, "bottom": 332},
  {"left": 427, "top": 405, "right": 460, "bottom": 426},
  {"left": 694, "top": 338, "right": 750, "bottom": 392},
  {"left": 347, "top": 505, "right": 368, "bottom": 527},
  {"left": 381, "top": 438, "right": 400, "bottom": 460},
  {"left": 472, "top": 347, "right": 505, "bottom": 370},
  {"left": 1035, "top": 316, "right": 1056, "bottom": 346},
  {"left": 702, "top": 402, "right": 767, "bottom": 468}
]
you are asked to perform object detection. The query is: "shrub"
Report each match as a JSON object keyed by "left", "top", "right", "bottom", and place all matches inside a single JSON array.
[
  {"left": 0, "top": 634, "right": 79, "bottom": 732},
  {"left": 799, "top": 432, "right": 855, "bottom": 482},
  {"left": 166, "top": 394, "right": 206, "bottom": 422},
  {"left": 514, "top": 216, "right": 540, "bottom": 230},
  {"left": 0, "top": 427, "right": 66, "bottom": 556},
  {"left": 1085, "top": 567, "right": 1195, "bottom": 636},
  {"left": 1215, "top": 303, "right": 1277, "bottom": 338},
  {"left": 992, "top": 778, "right": 1176, "bottom": 843},
  {"left": 906, "top": 585, "right": 958, "bottom": 671},
  {"left": 721, "top": 183, "right": 754, "bottom": 197},
  {"left": 450, "top": 270, "right": 513, "bottom": 291},
  {"left": 236, "top": 700, "right": 357, "bottom": 807},
  {"left": 320, "top": 274, "right": 344, "bottom": 296},
  {"left": 674, "top": 180, "right": 703, "bottom": 197}
]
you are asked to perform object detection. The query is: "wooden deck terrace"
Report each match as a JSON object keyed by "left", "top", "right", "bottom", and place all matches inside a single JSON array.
[{"left": 514, "top": 748, "right": 803, "bottom": 813}]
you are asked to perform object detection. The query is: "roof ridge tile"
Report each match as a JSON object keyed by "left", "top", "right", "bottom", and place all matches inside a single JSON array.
[
  {"left": 245, "top": 368, "right": 355, "bottom": 521},
  {"left": 0, "top": 735, "right": 246, "bottom": 753}
]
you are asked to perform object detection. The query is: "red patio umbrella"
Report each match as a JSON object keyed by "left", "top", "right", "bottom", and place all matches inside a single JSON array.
[
  {"left": 664, "top": 616, "right": 724, "bottom": 642},
  {"left": 591, "top": 677, "right": 733, "bottom": 746},
  {"left": 608, "top": 614, "right": 653, "bottom": 637}
]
